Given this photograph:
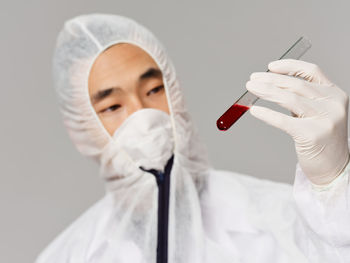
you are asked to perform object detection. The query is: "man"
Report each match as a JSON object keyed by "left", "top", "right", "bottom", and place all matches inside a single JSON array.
[{"left": 36, "top": 13, "right": 350, "bottom": 262}]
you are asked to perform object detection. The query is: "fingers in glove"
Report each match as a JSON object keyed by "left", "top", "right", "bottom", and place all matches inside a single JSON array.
[
  {"left": 249, "top": 105, "right": 296, "bottom": 136},
  {"left": 250, "top": 72, "right": 321, "bottom": 99},
  {"left": 268, "top": 59, "right": 332, "bottom": 85},
  {"left": 246, "top": 80, "right": 318, "bottom": 118}
]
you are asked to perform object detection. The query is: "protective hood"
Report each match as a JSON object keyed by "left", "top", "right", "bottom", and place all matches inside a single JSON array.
[
  {"left": 53, "top": 13, "right": 210, "bottom": 183},
  {"left": 52, "top": 13, "right": 212, "bottom": 262}
]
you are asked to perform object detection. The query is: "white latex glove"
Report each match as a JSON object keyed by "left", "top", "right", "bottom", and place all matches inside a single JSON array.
[{"left": 246, "top": 59, "right": 350, "bottom": 186}]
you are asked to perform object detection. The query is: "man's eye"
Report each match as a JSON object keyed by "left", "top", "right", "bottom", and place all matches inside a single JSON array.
[
  {"left": 101, "top": 104, "right": 121, "bottom": 113},
  {"left": 147, "top": 85, "right": 164, "bottom": 96}
]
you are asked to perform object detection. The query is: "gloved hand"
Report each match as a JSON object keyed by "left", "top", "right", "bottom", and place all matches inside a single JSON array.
[{"left": 246, "top": 59, "right": 350, "bottom": 186}]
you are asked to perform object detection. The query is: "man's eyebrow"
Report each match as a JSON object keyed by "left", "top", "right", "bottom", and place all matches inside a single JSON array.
[
  {"left": 91, "top": 68, "right": 162, "bottom": 104},
  {"left": 91, "top": 87, "right": 120, "bottom": 104},
  {"left": 139, "top": 67, "right": 162, "bottom": 81}
]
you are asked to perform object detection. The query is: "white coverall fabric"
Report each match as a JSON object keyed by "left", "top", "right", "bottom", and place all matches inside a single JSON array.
[{"left": 36, "top": 13, "right": 350, "bottom": 262}]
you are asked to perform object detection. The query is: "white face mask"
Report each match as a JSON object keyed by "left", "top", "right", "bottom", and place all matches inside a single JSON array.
[{"left": 99, "top": 108, "right": 175, "bottom": 180}]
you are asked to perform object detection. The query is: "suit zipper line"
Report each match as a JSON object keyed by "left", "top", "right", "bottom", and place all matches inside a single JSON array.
[{"left": 140, "top": 155, "right": 174, "bottom": 263}]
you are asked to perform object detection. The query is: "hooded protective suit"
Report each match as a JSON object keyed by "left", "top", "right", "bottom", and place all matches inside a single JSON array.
[{"left": 36, "top": 13, "right": 350, "bottom": 263}]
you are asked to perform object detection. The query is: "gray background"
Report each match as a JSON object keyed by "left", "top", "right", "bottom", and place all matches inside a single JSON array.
[{"left": 1, "top": 0, "right": 349, "bottom": 262}]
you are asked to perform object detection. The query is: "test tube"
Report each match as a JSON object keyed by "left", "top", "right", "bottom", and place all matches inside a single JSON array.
[{"left": 216, "top": 36, "right": 312, "bottom": 131}]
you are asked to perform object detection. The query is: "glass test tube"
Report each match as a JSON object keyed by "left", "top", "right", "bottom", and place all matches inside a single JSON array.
[{"left": 216, "top": 36, "right": 312, "bottom": 131}]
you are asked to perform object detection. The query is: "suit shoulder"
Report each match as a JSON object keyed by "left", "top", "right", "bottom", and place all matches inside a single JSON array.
[{"left": 35, "top": 195, "right": 112, "bottom": 263}]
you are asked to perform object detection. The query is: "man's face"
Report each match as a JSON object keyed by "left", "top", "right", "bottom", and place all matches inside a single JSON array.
[{"left": 88, "top": 43, "right": 170, "bottom": 136}]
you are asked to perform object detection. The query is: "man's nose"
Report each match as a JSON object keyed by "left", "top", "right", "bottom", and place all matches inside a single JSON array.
[{"left": 128, "top": 96, "right": 145, "bottom": 115}]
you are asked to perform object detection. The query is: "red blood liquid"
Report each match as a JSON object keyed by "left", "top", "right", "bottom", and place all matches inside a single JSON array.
[{"left": 217, "top": 104, "right": 250, "bottom": 131}]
